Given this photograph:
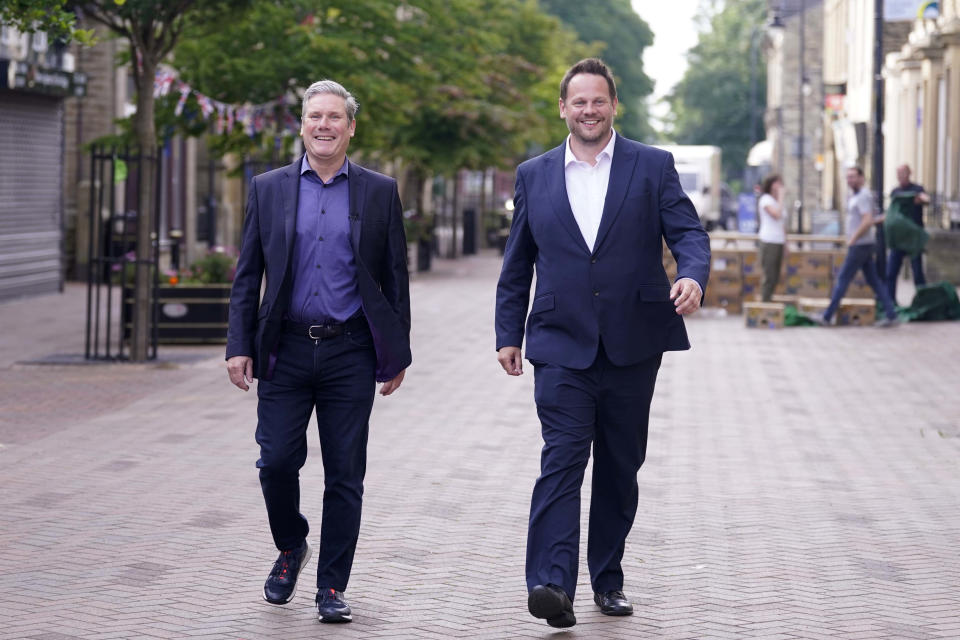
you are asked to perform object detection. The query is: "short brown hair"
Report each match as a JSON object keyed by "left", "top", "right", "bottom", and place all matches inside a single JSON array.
[
  {"left": 560, "top": 58, "right": 617, "bottom": 101},
  {"left": 761, "top": 174, "right": 782, "bottom": 195},
  {"left": 847, "top": 165, "right": 864, "bottom": 177}
]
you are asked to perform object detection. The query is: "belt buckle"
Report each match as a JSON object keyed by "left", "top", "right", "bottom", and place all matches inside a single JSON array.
[{"left": 308, "top": 324, "right": 326, "bottom": 340}]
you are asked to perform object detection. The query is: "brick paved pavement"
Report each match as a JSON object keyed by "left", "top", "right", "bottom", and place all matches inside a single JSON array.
[{"left": 1, "top": 252, "right": 958, "bottom": 639}]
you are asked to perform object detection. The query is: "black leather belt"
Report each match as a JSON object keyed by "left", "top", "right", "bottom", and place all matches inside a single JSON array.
[{"left": 282, "top": 314, "right": 367, "bottom": 340}]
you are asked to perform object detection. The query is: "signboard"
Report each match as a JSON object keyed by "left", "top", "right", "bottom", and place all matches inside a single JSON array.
[
  {"left": 737, "top": 193, "right": 758, "bottom": 234},
  {"left": 0, "top": 60, "right": 87, "bottom": 97},
  {"left": 885, "top": 0, "right": 939, "bottom": 21}
]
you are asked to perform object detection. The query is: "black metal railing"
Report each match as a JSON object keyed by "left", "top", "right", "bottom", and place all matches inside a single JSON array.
[{"left": 84, "top": 145, "right": 161, "bottom": 361}]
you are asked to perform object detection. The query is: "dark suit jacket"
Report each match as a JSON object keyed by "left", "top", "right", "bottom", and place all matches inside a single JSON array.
[
  {"left": 226, "top": 156, "right": 411, "bottom": 382},
  {"left": 495, "top": 135, "right": 711, "bottom": 369}
]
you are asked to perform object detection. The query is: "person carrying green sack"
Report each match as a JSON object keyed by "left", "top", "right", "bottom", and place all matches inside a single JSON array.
[{"left": 885, "top": 165, "right": 929, "bottom": 302}]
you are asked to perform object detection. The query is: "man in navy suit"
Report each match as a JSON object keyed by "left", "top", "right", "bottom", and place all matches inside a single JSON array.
[
  {"left": 495, "top": 59, "right": 710, "bottom": 628},
  {"left": 226, "top": 80, "right": 410, "bottom": 623}
]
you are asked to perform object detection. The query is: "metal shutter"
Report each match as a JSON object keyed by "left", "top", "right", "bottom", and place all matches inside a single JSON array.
[{"left": 0, "top": 92, "right": 63, "bottom": 301}]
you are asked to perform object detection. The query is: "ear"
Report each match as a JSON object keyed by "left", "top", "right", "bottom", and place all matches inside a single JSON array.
[
  {"left": 558, "top": 98, "right": 566, "bottom": 119},
  {"left": 348, "top": 119, "right": 356, "bottom": 138}
]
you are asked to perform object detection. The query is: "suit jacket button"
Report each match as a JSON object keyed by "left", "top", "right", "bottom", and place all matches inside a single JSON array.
[
  {"left": 593, "top": 291, "right": 599, "bottom": 296},
  {"left": 591, "top": 258, "right": 597, "bottom": 264}
]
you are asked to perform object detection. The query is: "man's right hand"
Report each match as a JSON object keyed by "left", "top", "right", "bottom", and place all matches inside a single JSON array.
[
  {"left": 497, "top": 346, "right": 523, "bottom": 376},
  {"left": 227, "top": 356, "right": 254, "bottom": 391}
]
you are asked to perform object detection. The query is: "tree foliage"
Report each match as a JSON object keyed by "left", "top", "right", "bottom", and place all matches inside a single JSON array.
[
  {"left": 539, "top": 0, "right": 656, "bottom": 142},
  {"left": 172, "top": 0, "right": 582, "bottom": 174},
  {"left": 0, "top": 0, "right": 95, "bottom": 45},
  {"left": 665, "top": 0, "right": 768, "bottom": 179}
]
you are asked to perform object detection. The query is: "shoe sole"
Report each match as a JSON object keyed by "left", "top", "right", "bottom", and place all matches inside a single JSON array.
[
  {"left": 318, "top": 611, "right": 353, "bottom": 623},
  {"left": 262, "top": 543, "right": 313, "bottom": 605},
  {"left": 528, "top": 586, "right": 576, "bottom": 628}
]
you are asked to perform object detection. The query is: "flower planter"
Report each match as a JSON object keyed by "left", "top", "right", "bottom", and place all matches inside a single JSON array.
[{"left": 124, "top": 283, "right": 231, "bottom": 344}]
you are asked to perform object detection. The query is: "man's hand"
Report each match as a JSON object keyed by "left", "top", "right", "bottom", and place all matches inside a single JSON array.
[
  {"left": 670, "top": 278, "right": 703, "bottom": 315},
  {"left": 227, "top": 356, "right": 254, "bottom": 391},
  {"left": 380, "top": 369, "right": 405, "bottom": 396},
  {"left": 497, "top": 346, "right": 523, "bottom": 376}
]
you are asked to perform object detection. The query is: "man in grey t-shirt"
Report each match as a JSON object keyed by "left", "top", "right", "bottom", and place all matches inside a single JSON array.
[{"left": 817, "top": 166, "right": 899, "bottom": 327}]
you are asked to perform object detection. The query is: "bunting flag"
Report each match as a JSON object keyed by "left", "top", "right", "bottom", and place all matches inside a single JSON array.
[{"left": 151, "top": 68, "right": 299, "bottom": 137}]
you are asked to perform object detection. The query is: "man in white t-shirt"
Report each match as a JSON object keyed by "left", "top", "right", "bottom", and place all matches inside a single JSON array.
[
  {"left": 817, "top": 166, "right": 899, "bottom": 327},
  {"left": 757, "top": 174, "right": 786, "bottom": 301}
]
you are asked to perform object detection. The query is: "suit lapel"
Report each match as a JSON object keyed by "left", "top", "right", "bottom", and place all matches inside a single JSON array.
[
  {"left": 347, "top": 161, "right": 365, "bottom": 255},
  {"left": 280, "top": 159, "right": 301, "bottom": 266},
  {"left": 593, "top": 136, "right": 638, "bottom": 253},
  {"left": 546, "top": 145, "right": 591, "bottom": 255}
]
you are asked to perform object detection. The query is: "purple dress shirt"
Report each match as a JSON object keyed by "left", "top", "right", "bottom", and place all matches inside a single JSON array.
[{"left": 288, "top": 156, "right": 362, "bottom": 323}]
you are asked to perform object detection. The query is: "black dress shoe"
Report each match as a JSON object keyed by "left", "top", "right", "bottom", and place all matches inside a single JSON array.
[
  {"left": 316, "top": 588, "right": 352, "bottom": 623},
  {"left": 262, "top": 540, "right": 312, "bottom": 604},
  {"left": 594, "top": 589, "right": 633, "bottom": 616},
  {"left": 528, "top": 584, "right": 576, "bottom": 628}
]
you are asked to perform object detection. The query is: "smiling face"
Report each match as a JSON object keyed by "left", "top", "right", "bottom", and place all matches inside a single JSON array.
[
  {"left": 301, "top": 92, "right": 356, "bottom": 169},
  {"left": 559, "top": 73, "right": 617, "bottom": 149}
]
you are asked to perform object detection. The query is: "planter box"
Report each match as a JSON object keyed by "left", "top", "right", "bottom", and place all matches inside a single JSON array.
[{"left": 124, "top": 283, "right": 230, "bottom": 344}]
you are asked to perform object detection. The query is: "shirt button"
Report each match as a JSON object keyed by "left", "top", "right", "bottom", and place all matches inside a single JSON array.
[
  {"left": 318, "top": 235, "right": 324, "bottom": 241},
  {"left": 316, "top": 265, "right": 321, "bottom": 269},
  {"left": 313, "top": 292, "right": 318, "bottom": 296},
  {"left": 321, "top": 209, "right": 326, "bottom": 214}
]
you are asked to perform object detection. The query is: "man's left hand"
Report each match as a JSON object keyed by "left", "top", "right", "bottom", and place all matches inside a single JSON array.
[
  {"left": 380, "top": 369, "right": 405, "bottom": 396},
  {"left": 670, "top": 278, "right": 702, "bottom": 315}
]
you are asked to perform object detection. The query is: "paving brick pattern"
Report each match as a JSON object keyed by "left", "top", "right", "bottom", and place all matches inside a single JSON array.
[{"left": 1, "top": 252, "right": 958, "bottom": 639}]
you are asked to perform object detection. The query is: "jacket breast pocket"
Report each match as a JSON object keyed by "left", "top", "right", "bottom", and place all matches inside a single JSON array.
[{"left": 530, "top": 293, "right": 555, "bottom": 314}]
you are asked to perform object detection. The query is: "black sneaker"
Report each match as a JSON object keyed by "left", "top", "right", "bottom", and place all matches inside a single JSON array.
[
  {"left": 262, "top": 540, "right": 312, "bottom": 605},
  {"left": 316, "top": 587, "right": 353, "bottom": 623}
]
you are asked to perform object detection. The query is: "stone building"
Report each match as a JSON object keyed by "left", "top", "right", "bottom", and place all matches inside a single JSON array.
[{"left": 765, "top": 0, "right": 825, "bottom": 233}]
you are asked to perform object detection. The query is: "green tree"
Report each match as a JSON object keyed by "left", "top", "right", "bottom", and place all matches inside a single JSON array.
[
  {"left": 666, "top": 0, "right": 768, "bottom": 180},
  {"left": 0, "top": 0, "right": 95, "bottom": 44},
  {"left": 539, "top": 0, "right": 656, "bottom": 142}
]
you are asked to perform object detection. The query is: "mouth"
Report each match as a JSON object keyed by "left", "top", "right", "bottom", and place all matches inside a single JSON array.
[
  {"left": 580, "top": 120, "right": 600, "bottom": 128},
  {"left": 314, "top": 135, "right": 334, "bottom": 141}
]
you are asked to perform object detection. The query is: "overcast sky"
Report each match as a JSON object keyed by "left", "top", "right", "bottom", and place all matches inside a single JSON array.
[{"left": 633, "top": 0, "right": 702, "bottom": 132}]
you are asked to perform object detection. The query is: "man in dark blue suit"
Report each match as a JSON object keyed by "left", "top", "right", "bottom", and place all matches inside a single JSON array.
[
  {"left": 226, "top": 80, "right": 410, "bottom": 623},
  {"left": 495, "top": 59, "right": 710, "bottom": 628}
]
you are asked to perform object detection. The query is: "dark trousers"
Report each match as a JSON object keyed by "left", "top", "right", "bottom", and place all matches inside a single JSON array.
[
  {"left": 759, "top": 241, "right": 784, "bottom": 302},
  {"left": 886, "top": 248, "right": 925, "bottom": 302},
  {"left": 255, "top": 324, "right": 376, "bottom": 591},
  {"left": 527, "top": 344, "right": 662, "bottom": 600},
  {"left": 824, "top": 243, "right": 897, "bottom": 322}
]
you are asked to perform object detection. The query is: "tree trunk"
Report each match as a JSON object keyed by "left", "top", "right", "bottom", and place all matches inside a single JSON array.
[{"left": 131, "top": 57, "right": 158, "bottom": 361}]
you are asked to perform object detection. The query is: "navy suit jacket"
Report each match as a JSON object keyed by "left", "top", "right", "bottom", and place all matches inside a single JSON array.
[
  {"left": 495, "top": 135, "right": 711, "bottom": 369},
  {"left": 226, "top": 156, "right": 411, "bottom": 382}
]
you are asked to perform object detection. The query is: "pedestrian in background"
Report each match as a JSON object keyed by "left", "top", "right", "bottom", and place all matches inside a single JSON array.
[
  {"left": 757, "top": 174, "right": 786, "bottom": 302},
  {"left": 887, "top": 164, "right": 929, "bottom": 302},
  {"left": 225, "top": 79, "right": 411, "bottom": 623},
  {"left": 495, "top": 58, "right": 710, "bottom": 629},
  {"left": 817, "top": 166, "right": 899, "bottom": 327}
]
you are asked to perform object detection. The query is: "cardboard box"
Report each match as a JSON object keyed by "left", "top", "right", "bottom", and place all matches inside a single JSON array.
[
  {"left": 771, "top": 294, "right": 799, "bottom": 306},
  {"left": 704, "top": 292, "right": 742, "bottom": 314},
  {"left": 710, "top": 249, "right": 742, "bottom": 277},
  {"left": 797, "top": 297, "right": 830, "bottom": 316},
  {"left": 710, "top": 273, "right": 742, "bottom": 291},
  {"left": 744, "top": 302, "right": 785, "bottom": 328},
  {"left": 786, "top": 251, "right": 834, "bottom": 277},
  {"left": 742, "top": 274, "right": 761, "bottom": 301},
  {"left": 741, "top": 250, "right": 760, "bottom": 277},
  {"left": 780, "top": 274, "right": 832, "bottom": 297},
  {"left": 837, "top": 298, "right": 876, "bottom": 326}
]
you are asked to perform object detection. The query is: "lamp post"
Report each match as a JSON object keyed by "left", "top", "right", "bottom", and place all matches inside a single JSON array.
[
  {"left": 873, "top": 0, "right": 886, "bottom": 276},
  {"left": 796, "top": 0, "right": 807, "bottom": 235}
]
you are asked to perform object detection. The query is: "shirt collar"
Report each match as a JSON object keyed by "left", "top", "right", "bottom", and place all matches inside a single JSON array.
[
  {"left": 300, "top": 154, "right": 350, "bottom": 180},
  {"left": 564, "top": 129, "right": 616, "bottom": 168}
]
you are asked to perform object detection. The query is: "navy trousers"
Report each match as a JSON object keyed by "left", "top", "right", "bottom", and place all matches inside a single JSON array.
[
  {"left": 824, "top": 243, "right": 898, "bottom": 322},
  {"left": 527, "top": 343, "right": 662, "bottom": 600},
  {"left": 886, "top": 248, "right": 925, "bottom": 302},
  {"left": 255, "top": 323, "right": 376, "bottom": 591}
]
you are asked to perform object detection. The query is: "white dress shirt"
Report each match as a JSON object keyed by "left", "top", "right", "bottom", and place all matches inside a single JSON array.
[{"left": 564, "top": 130, "right": 617, "bottom": 252}]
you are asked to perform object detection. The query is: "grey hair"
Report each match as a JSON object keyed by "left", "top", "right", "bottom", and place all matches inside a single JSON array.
[{"left": 301, "top": 80, "right": 359, "bottom": 121}]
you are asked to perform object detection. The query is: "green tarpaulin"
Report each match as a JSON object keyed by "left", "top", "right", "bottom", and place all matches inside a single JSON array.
[{"left": 884, "top": 193, "right": 928, "bottom": 258}]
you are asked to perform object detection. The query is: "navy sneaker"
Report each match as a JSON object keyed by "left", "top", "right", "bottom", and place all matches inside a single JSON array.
[
  {"left": 262, "top": 540, "right": 312, "bottom": 604},
  {"left": 316, "top": 587, "right": 352, "bottom": 623}
]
